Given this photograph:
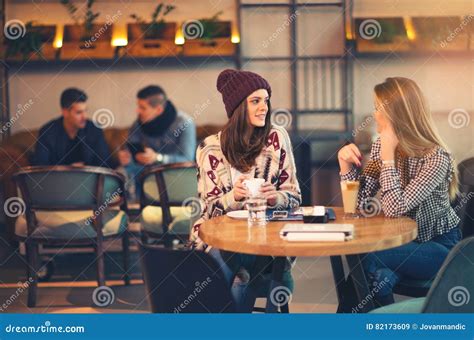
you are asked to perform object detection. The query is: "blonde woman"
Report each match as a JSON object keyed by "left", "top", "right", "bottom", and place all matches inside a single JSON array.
[{"left": 338, "top": 77, "right": 461, "bottom": 306}]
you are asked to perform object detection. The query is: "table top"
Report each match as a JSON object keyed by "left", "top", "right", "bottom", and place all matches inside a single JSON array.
[{"left": 199, "top": 207, "right": 418, "bottom": 257}]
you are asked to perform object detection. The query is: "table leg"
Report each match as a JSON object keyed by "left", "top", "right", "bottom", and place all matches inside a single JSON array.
[
  {"left": 265, "top": 256, "right": 288, "bottom": 313},
  {"left": 330, "top": 256, "right": 357, "bottom": 313},
  {"left": 346, "top": 254, "right": 375, "bottom": 313}
]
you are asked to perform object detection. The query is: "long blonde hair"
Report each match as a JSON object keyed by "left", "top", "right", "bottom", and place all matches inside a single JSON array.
[{"left": 374, "top": 77, "right": 458, "bottom": 200}]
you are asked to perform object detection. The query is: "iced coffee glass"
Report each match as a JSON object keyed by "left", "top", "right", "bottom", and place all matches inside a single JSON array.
[{"left": 340, "top": 180, "right": 360, "bottom": 218}]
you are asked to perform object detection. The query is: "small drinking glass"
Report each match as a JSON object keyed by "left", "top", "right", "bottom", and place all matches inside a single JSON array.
[{"left": 246, "top": 196, "right": 267, "bottom": 227}]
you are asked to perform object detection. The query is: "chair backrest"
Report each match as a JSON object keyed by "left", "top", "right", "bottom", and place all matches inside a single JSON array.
[
  {"left": 139, "top": 162, "right": 198, "bottom": 206},
  {"left": 422, "top": 236, "right": 474, "bottom": 313},
  {"left": 457, "top": 158, "right": 474, "bottom": 238},
  {"left": 458, "top": 158, "right": 474, "bottom": 186},
  {"left": 139, "top": 162, "right": 198, "bottom": 228},
  {"left": 140, "top": 244, "right": 236, "bottom": 313},
  {"left": 13, "top": 166, "right": 125, "bottom": 210}
]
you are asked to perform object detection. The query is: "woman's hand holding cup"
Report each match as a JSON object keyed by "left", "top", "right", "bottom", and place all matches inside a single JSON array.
[
  {"left": 233, "top": 175, "right": 250, "bottom": 201},
  {"left": 259, "top": 182, "right": 278, "bottom": 206}
]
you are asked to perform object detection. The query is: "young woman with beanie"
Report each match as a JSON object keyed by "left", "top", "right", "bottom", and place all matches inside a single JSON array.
[{"left": 191, "top": 69, "right": 302, "bottom": 312}]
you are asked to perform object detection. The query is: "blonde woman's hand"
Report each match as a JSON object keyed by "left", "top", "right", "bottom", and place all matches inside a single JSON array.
[
  {"left": 380, "top": 123, "right": 399, "bottom": 161},
  {"left": 337, "top": 143, "right": 362, "bottom": 174},
  {"left": 233, "top": 175, "right": 250, "bottom": 201}
]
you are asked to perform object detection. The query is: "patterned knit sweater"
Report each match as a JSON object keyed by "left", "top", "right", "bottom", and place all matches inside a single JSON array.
[{"left": 191, "top": 125, "right": 302, "bottom": 249}]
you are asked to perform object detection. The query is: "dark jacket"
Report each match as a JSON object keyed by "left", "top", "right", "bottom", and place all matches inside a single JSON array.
[{"left": 32, "top": 117, "right": 111, "bottom": 167}]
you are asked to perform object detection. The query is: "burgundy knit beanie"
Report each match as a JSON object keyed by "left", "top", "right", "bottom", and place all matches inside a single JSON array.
[{"left": 216, "top": 69, "right": 272, "bottom": 118}]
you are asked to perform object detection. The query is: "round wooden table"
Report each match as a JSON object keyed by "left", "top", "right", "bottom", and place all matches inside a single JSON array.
[{"left": 199, "top": 207, "right": 418, "bottom": 313}]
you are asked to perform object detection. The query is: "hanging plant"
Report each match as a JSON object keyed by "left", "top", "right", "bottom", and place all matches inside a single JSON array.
[
  {"left": 199, "top": 11, "right": 226, "bottom": 40},
  {"left": 4, "top": 21, "right": 44, "bottom": 60},
  {"left": 130, "top": 2, "right": 175, "bottom": 39},
  {"left": 60, "top": 0, "right": 100, "bottom": 40}
]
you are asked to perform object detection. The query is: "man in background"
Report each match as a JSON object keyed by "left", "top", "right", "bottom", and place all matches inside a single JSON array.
[
  {"left": 33, "top": 88, "right": 111, "bottom": 167},
  {"left": 117, "top": 85, "right": 196, "bottom": 199}
]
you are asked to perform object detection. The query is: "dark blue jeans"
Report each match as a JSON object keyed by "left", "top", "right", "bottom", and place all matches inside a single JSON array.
[
  {"left": 208, "top": 248, "right": 262, "bottom": 313},
  {"left": 361, "top": 227, "right": 462, "bottom": 305}
]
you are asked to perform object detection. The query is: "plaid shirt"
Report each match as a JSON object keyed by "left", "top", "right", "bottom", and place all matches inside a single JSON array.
[{"left": 341, "top": 138, "right": 460, "bottom": 243}]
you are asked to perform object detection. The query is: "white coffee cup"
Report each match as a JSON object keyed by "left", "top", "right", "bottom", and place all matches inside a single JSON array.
[{"left": 243, "top": 178, "right": 265, "bottom": 198}]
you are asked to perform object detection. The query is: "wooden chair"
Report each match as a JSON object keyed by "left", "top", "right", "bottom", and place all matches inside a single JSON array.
[
  {"left": 13, "top": 166, "right": 130, "bottom": 307},
  {"left": 140, "top": 243, "right": 236, "bottom": 313},
  {"left": 138, "top": 162, "right": 198, "bottom": 247}
]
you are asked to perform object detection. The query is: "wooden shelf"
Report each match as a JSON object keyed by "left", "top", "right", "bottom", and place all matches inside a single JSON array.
[
  {"left": 4, "top": 54, "right": 238, "bottom": 69},
  {"left": 240, "top": 2, "right": 343, "bottom": 8},
  {"left": 354, "top": 50, "right": 474, "bottom": 59}
]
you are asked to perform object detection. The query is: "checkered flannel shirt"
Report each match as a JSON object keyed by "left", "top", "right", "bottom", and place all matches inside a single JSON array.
[{"left": 341, "top": 138, "right": 460, "bottom": 243}]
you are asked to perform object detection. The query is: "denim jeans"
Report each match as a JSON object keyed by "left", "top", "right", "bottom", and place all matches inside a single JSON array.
[
  {"left": 208, "top": 248, "right": 274, "bottom": 313},
  {"left": 120, "top": 161, "right": 145, "bottom": 201},
  {"left": 361, "top": 227, "right": 462, "bottom": 305}
]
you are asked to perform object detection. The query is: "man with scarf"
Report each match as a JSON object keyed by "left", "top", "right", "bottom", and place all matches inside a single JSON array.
[{"left": 117, "top": 85, "right": 196, "bottom": 199}]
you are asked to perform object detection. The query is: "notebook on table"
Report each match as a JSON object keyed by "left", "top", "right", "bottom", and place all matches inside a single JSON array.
[{"left": 280, "top": 223, "right": 354, "bottom": 242}]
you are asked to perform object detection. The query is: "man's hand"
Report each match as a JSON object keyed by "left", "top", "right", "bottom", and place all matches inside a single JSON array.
[
  {"left": 135, "top": 147, "right": 158, "bottom": 165},
  {"left": 118, "top": 149, "right": 132, "bottom": 166}
]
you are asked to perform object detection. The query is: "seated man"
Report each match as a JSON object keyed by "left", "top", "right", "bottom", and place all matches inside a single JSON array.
[
  {"left": 33, "top": 88, "right": 111, "bottom": 167},
  {"left": 117, "top": 85, "right": 196, "bottom": 199}
]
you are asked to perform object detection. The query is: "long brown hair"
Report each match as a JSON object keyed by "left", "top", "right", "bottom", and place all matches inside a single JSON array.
[
  {"left": 221, "top": 99, "right": 272, "bottom": 172},
  {"left": 374, "top": 77, "right": 458, "bottom": 200}
]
